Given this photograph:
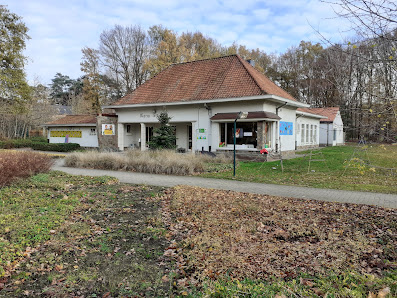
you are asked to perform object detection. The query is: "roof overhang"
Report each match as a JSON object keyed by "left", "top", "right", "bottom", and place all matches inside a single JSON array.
[
  {"left": 42, "top": 123, "right": 96, "bottom": 127},
  {"left": 296, "top": 110, "right": 324, "bottom": 119},
  {"left": 104, "top": 95, "right": 309, "bottom": 110},
  {"left": 211, "top": 111, "right": 281, "bottom": 122}
]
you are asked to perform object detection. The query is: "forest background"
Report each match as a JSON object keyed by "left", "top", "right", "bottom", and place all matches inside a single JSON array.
[{"left": 1, "top": 0, "right": 396, "bottom": 143}]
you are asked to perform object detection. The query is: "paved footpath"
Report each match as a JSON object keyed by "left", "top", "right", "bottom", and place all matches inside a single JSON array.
[{"left": 52, "top": 159, "right": 397, "bottom": 209}]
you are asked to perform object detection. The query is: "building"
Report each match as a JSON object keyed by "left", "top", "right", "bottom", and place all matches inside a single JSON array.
[
  {"left": 44, "top": 115, "right": 98, "bottom": 147},
  {"left": 298, "top": 107, "right": 344, "bottom": 146},
  {"left": 103, "top": 55, "right": 321, "bottom": 155}
]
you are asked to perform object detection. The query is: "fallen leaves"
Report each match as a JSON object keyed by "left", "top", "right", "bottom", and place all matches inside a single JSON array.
[{"left": 161, "top": 186, "right": 397, "bottom": 282}]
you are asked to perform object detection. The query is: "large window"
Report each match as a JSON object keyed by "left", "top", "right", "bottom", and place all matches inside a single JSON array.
[
  {"left": 310, "top": 125, "right": 313, "bottom": 143},
  {"left": 306, "top": 124, "right": 309, "bottom": 143},
  {"left": 226, "top": 122, "right": 257, "bottom": 146},
  {"left": 301, "top": 124, "right": 305, "bottom": 144},
  {"left": 314, "top": 125, "right": 317, "bottom": 142},
  {"left": 146, "top": 126, "right": 153, "bottom": 143}
]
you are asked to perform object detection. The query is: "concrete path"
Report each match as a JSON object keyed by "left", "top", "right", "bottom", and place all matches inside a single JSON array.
[{"left": 52, "top": 159, "right": 397, "bottom": 209}]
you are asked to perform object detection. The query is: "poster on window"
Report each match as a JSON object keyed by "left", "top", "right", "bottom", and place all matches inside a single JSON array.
[
  {"left": 102, "top": 124, "right": 115, "bottom": 135},
  {"left": 279, "top": 121, "right": 293, "bottom": 135},
  {"left": 235, "top": 128, "right": 243, "bottom": 138}
]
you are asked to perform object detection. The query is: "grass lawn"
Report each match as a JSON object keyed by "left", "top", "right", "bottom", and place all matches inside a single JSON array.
[
  {"left": 1, "top": 172, "right": 396, "bottom": 297},
  {"left": 0, "top": 172, "right": 172, "bottom": 296},
  {"left": 201, "top": 144, "right": 397, "bottom": 194}
]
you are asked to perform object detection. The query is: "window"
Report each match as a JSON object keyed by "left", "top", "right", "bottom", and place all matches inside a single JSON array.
[
  {"left": 126, "top": 124, "right": 131, "bottom": 134},
  {"left": 310, "top": 125, "right": 313, "bottom": 143},
  {"left": 90, "top": 128, "right": 96, "bottom": 135},
  {"left": 314, "top": 125, "right": 317, "bottom": 142},
  {"left": 306, "top": 124, "right": 309, "bottom": 143},
  {"left": 146, "top": 126, "right": 153, "bottom": 143},
  {"left": 333, "top": 129, "right": 337, "bottom": 141},
  {"left": 220, "top": 123, "right": 226, "bottom": 144},
  {"left": 226, "top": 122, "right": 257, "bottom": 147},
  {"left": 301, "top": 123, "right": 305, "bottom": 144}
]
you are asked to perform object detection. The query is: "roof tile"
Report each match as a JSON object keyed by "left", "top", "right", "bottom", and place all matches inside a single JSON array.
[
  {"left": 45, "top": 115, "right": 97, "bottom": 126},
  {"left": 112, "top": 55, "right": 297, "bottom": 106}
]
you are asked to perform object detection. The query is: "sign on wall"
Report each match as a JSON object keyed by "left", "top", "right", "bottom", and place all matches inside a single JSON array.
[
  {"left": 102, "top": 124, "right": 115, "bottom": 135},
  {"left": 50, "top": 130, "right": 82, "bottom": 138},
  {"left": 279, "top": 121, "right": 293, "bottom": 135}
]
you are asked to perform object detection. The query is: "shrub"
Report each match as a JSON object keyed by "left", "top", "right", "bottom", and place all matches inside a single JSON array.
[
  {"left": 30, "top": 142, "right": 80, "bottom": 152},
  {"left": 0, "top": 138, "right": 80, "bottom": 152},
  {"left": 0, "top": 151, "right": 54, "bottom": 187}
]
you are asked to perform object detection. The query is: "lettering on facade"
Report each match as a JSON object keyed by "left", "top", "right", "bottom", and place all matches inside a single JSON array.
[{"left": 140, "top": 113, "right": 151, "bottom": 118}]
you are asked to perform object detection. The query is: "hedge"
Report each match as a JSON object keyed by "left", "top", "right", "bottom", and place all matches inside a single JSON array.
[
  {"left": 31, "top": 142, "right": 81, "bottom": 152},
  {"left": 0, "top": 139, "right": 80, "bottom": 152}
]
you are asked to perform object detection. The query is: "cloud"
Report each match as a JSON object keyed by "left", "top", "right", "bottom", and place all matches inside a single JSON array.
[{"left": 4, "top": 0, "right": 352, "bottom": 85}]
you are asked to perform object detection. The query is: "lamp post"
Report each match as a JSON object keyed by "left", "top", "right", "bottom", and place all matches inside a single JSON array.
[{"left": 233, "top": 111, "right": 248, "bottom": 176}]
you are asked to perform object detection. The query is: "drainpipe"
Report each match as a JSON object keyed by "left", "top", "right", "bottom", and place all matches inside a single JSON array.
[{"left": 275, "top": 102, "right": 287, "bottom": 152}]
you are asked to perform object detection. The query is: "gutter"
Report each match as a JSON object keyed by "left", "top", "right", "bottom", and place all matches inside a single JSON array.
[{"left": 103, "top": 95, "right": 310, "bottom": 110}]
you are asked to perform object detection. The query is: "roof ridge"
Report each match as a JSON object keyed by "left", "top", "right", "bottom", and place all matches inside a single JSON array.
[
  {"left": 235, "top": 55, "right": 265, "bottom": 95},
  {"left": 168, "top": 54, "right": 239, "bottom": 67}
]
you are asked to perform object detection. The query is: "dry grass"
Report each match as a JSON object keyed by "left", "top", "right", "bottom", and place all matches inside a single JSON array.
[
  {"left": 64, "top": 150, "right": 232, "bottom": 175},
  {"left": 0, "top": 151, "right": 53, "bottom": 186}
]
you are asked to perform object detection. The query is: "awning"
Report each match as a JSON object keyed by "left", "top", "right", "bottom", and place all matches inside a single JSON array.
[{"left": 210, "top": 111, "right": 281, "bottom": 121}]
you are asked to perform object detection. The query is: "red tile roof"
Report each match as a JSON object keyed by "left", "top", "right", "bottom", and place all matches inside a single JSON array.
[
  {"left": 45, "top": 115, "right": 97, "bottom": 126},
  {"left": 298, "top": 107, "right": 340, "bottom": 122},
  {"left": 112, "top": 55, "right": 297, "bottom": 106}
]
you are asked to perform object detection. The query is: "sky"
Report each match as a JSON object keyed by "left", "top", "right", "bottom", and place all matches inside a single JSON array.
[{"left": 4, "top": 0, "right": 350, "bottom": 85}]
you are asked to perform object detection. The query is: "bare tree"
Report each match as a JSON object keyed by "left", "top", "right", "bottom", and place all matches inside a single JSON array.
[{"left": 99, "top": 25, "right": 149, "bottom": 95}]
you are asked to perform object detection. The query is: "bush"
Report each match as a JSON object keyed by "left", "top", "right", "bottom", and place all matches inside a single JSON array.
[
  {"left": 0, "top": 139, "right": 33, "bottom": 149},
  {"left": 31, "top": 142, "right": 80, "bottom": 152},
  {"left": 0, "top": 151, "right": 54, "bottom": 187},
  {"left": 0, "top": 138, "right": 80, "bottom": 152}
]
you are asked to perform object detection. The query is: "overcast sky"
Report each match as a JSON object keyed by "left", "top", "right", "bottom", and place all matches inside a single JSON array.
[{"left": 5, "top": 0, "right": 350, "bottom": 85}]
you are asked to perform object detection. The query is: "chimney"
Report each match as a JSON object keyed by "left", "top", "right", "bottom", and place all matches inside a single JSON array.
[{"left": 246, "top": 59, "right": 255, "bottom": 67}]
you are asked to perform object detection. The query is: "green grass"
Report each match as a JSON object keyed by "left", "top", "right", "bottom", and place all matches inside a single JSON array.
[
  {"left": 0, "top": 172, "right": 117, "bottom": 277},
  {"left": 194, "top": 270, "right": 397, "bottom": 297},
  {"left": 201, "top": 144, "right": 397, "bottom": 194}
]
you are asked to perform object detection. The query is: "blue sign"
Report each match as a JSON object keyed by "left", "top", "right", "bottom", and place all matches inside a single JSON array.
[{"left": 280, "top": 121, "right": 293, "bottom": 135}]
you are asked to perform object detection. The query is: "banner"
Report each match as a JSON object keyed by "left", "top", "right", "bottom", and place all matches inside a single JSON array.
[
  {"left": 279, "top": 121, "right": 293, "bottom": 135},
  {"left": 50, "top": 130, "right": 82, "bottom": 138}
]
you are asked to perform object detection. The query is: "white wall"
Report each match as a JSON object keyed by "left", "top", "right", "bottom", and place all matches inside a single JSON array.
[
  {"left": 48, "top": 126, "right": 98, "bottom": 147},
  {"left": 278, "top": 107, "right": 296, "bottom": 151},
  {"left": 333, "top": 112, "right": 344, "bottom": 145},
  {"left": 115, "top": 100, "right": 265, "bottom": 152},
  {"left": 114, "top": 99, "right": 312, "bottom": 152},
  {"left": 319, "top": 112, "right": 344, "bottom": 146}
]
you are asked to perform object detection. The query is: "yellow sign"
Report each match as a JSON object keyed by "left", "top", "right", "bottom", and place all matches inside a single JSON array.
[{"left": 50, "top": 131, "right": 82, "bottom": 138}]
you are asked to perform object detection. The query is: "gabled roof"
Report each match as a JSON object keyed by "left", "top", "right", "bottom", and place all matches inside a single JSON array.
[
  {"left": 111, "top": 55, "right": 297, "bottom": 106},
  {"left": 298, "top": 107, "right": 340, "bottom": 122},
  {"left": 45, "top": 115, "right": 97, "bottom": 126}
]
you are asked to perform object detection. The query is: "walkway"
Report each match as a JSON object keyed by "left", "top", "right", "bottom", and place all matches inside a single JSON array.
[{"left": 52, "top": 160, "right": 397, "bottom": 209}]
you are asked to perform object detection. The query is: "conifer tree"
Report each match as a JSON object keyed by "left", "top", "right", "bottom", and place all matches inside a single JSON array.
[{"left": 148, "top": 112, "right": 176, "bottom": 149}]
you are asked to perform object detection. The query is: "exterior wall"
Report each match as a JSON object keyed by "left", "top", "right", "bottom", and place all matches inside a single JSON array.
[
  {"left": 318, "top": 112, "right": 344, "bottom": 147},
  {"left": 115, "top": 100, "right": 266, "bottom": 152},
  {"left": 97, "top": 115, "right": 118, "bottom": 151},
  {"left": 47, "top": 126, "right": 98, "bottom": 147},
  {"left": 333, "top": 112, "right": 344, "bottom": 145},
  {"left": 113, "top": 99, "right": 318, "bottom": 153},
  {"left": 296, "top": 116, "right": 320, "bottom": 149},
  {"left": 277, "top": 107, "right": 296, "bottom": 151}
]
